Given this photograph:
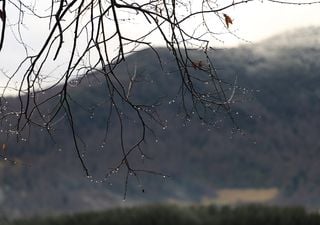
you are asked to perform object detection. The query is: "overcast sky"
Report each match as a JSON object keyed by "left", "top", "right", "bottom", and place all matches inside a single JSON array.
[
  {"left": 224, "top": 0, "right": 320, "bottom": 47},
  {"left": 1, "top": 0, "right": 320, "bottom": 95}
]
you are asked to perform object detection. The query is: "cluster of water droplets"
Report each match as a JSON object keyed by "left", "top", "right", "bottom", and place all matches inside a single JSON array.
[
  {"left": 168, "top": 99, "right": 176, "bottom": 105},
  {"left": 162, "top": 119, "right": 168, "bottom": 130},
  {"left": 68, "top": 79, "right": 80, "bottom": 87},
  {"left": 89, "top": 112, "right": 95, "bottom": 119},
  {"left": 98, "top": 141, "right": 106, "bottom": 151}
]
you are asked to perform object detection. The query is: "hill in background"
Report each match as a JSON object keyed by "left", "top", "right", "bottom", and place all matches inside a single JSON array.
[{"left": 1, "top": 27, "right": 320, "bottom": 217}]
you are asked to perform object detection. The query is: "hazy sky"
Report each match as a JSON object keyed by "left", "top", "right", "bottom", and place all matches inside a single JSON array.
[
  {"left": 0, "top": 0, "right": 320, "bottom": 94},
  {"left": 224, "top": 0, "right": 320, "bottom": 46}
]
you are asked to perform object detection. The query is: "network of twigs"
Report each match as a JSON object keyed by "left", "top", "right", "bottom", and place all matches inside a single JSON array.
[{"left": 0, "top": 0, "right": 319, "bottom": 197}]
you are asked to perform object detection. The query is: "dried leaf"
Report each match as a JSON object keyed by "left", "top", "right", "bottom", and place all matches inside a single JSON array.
[
  {"left": 223, "top": 13, "right": 233, "bottom": 28},
  {"left": 192, "top": 60, "right": 202, "bottom": 69},
  {"left": 192, "top": 61, "right": 198, "bottom": 69}
]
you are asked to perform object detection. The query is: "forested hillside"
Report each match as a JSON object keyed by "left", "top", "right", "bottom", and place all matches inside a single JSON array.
[{"left": 1, "top": 27, "right": 320, "bottom": 217}]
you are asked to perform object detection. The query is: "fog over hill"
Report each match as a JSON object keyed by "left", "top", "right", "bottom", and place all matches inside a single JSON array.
[
  {"left": 259, "top": 26, "right": 320, "bottom": 49},
  {"left": 1, "top": 27, "right": 320, "bottom": 217}
]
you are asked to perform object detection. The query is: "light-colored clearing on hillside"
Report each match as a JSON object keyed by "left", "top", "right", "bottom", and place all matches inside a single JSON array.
[{"left": 203, "top": 188, "right": 279, "bottom": 205}]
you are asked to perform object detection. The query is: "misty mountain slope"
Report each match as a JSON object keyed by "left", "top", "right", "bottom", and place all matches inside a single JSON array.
[{"left": 1, "top": 27, "right": 320, "bottom": 217}]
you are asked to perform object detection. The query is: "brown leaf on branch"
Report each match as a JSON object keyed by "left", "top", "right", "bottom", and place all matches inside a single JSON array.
[
  {"left": 223, "top": 13, "right": 233, "bottom": 28},
  {"left": 191, "top": 60, "right": 203, "bottom": 70}
]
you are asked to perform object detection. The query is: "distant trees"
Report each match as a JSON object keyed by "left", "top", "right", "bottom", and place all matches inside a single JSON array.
[
  {"left": 0, "top": 0, "right": 318, "bottom": 185},
  {"left": 6, "top": 204, "right": 320, "bottom": 225}
]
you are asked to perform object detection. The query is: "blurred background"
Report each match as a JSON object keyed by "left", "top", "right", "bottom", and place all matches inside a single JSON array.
[{"left": 1, "top": 0, "right": 320, "bottom": 224}]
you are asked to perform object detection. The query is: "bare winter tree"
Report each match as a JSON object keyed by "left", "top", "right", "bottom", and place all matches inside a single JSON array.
[{"left": 0, "top": 0, "right": 319, "bottom": 192}]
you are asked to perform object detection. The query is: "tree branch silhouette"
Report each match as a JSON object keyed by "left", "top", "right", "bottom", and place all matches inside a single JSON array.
[{"left": 0, "top": 0, "right": 319, "bottom": 197}]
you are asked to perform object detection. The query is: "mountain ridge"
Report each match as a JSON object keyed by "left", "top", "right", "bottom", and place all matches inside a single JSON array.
[{"left": 1, "top": 27, "right": 320, "bottom": 217}]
